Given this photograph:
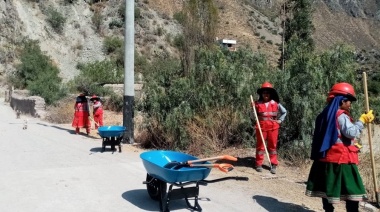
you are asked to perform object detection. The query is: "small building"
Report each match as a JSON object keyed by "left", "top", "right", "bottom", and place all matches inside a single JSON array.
[{"left": 216, "top": 38, "right": 237, "bottom": 51}]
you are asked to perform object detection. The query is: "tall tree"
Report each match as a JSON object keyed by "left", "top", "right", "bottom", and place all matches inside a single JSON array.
[
  {"left": 180, "top": 0, "right": 219, "bottom": 75},
  {"left": 279, "top": 0, "right": 315, "bottom": 70}
]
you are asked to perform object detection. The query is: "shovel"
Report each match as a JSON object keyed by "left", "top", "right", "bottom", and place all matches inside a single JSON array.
[
  {"left": 89, "top": 116, "right": 99, "bottom": 129},
  {"left": 189, "top": 163, "right": 234, "bottom": 173},
  {"left": 363, "top": 72, "right": 379, "bottom": 205},
  {"left": 164, "top": 155, "right": 238, "bottom": 169}
]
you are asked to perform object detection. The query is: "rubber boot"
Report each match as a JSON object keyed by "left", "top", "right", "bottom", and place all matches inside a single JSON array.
[
  {"left": 270, "top": 165, "right": 277, "bottom": 174},
  {"left": 345, "top": 200, "right": 359, "bottom": 212},
  {"left": 322, "top": 198, "right": 334, "bottom": 212}
]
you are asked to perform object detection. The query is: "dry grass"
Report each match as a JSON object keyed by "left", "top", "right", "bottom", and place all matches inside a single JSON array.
[
  {"left": 358, "top": 152, "right": 380, "bottom": 203},
  {"left": 185, "top": 108, "right": 243, "bottom": 156},
  {"left": 44, "top": 95, "right": 123, "bottom": 126},
  {"left": 44, "top": 96, "right": 76, "bottom": 124}
]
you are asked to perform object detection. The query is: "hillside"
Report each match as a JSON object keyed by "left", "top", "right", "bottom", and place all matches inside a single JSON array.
[{"left": 0, "top": 0, "right": 380, "bottom": 84}]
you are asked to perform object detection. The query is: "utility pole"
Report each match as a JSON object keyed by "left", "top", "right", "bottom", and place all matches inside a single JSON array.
[
  {"left": 123, "top": 0, "right": 135, "bottom": 144},
  {"left": 281, "top": 1, "right": 286, "bottom": 72}
]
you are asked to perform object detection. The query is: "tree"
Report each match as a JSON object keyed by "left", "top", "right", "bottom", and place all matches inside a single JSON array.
[
  {"left": 180, "top": 0, "right": 219, "bottom": 75},
  {"left": 279, "top": 0, "right": 315, "bottom": 70}
]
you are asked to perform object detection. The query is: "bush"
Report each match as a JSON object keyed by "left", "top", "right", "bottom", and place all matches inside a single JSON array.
[
  {"left": 12, "top": 39, "right": 66, "bottom": 105},
  {"left": 173, "top": 34, "right": 185, "bottom": 49},
  {"left": 103, "top": 36, "right": 123, "bottom": 54},
  {"left": 138, "top": 48, "right": 271, "bottom": 151},
  {"left": 46, "top": 7, "right": 66, "bottom": 33},
  {"left": 173, "top": 12, "right": 185, "bottom": 24},
  {"left": 68, "top": 60, "right": 123, "bottom": 96},
  {"left": 109, "top": 19, "right": 123, "bottom": 29},
  {"left": 104, "top": 93, "right": 124, "bottom": 112}
]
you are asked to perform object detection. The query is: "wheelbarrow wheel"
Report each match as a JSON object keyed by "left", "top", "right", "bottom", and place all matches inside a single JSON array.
[{"left": 146, "top": 174, "right": 167, "bottom": 201}]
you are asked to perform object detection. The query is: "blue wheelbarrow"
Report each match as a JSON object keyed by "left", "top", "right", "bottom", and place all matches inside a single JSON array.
[
  {"left": 98, "top": 126, "right": 126, "bottom": 153},
  {"left": 140, "top": 150, "right": 249, "bottom": 212}
]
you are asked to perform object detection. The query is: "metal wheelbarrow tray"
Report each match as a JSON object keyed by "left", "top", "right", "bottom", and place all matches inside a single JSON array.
[
  {"left": 140, "top": 150, "right": 249, "bottom": 212},
  {"left": 98, "top": 126, "right": 126, "bottom": 153}
]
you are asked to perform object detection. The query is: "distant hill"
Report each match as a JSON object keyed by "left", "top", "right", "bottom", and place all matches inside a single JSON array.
[{"left": 0, "top": 0, "right": 379, "bottom": 84}]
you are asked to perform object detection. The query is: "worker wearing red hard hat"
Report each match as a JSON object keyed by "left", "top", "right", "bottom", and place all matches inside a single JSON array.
[
  {"left": 90, "top": 95, "right": 104, "bottom": 129},
  {"left": 252, "top": 82, "right": 287, "bottom": 174},
  {"left": 305, "top": 82, "right": 374, "bottom": 211}
]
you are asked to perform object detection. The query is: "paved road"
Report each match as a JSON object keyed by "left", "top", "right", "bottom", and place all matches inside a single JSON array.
[{"left": 0, "top": 98, "right": 276, "bottom": 212}]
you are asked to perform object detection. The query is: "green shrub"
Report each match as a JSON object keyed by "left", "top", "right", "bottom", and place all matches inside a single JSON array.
[
  {"left": 138, "top": 47, "right": 270, "bottom": 151},
  {"left": 103, "top": 36, "right": 123, "bottom": 54},
  {"left": 109, "top": 19, "right": 123, "bottom": 29},
  {"left": 173, "top": 12, "right": 185, "bottom": 25},
  {"left": 173, "top": 34, "right": 185, "bottom": 49},
  {"left": 68, "top": 61, "right": 121, "bottom": 97},
  {"left": 12, "top": 39, "right": 66, "bottom": 105},
  {"left": 104, "top": 93, "right": 124, "bottom": 112},
  {"left": 46, "top": 7, "right": 66, "bottom": 33}
]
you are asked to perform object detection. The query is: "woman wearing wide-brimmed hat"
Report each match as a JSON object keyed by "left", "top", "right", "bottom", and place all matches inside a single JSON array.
[{"left": 90, "top": 95, "right": 103, "bottom": 129}]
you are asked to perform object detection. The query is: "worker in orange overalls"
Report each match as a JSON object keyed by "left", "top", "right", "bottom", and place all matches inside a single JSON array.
[
  {"left": 72, "top": 93, "right": 91, "bottom": 135},
  {"left": 90, "top": 95, "right": 104, "bottom": 129},
  {"left": 252, "top": 82, "right": 287, "bottom": 174}
]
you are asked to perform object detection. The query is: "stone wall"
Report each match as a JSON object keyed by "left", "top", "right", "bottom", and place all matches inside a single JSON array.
[{"left": 9, "top": 90, "right": 46, "bottom": 119}]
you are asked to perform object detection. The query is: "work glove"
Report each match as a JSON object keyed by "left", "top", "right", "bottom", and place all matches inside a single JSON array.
[
  {"left": 354, "top": 142, "right": 362, "bottom": 149},
  {"left": 359, "top": 110, "right": 374, "bottom": 124}
]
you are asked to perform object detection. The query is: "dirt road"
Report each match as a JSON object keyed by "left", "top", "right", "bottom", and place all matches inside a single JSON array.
[{"left": 0, "top": 98, "right": 374, "bottom": 212}]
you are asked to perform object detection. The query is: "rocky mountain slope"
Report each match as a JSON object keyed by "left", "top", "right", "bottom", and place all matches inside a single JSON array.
[{"left": 0, "top": 0, "right": 379, "bottom": 85}]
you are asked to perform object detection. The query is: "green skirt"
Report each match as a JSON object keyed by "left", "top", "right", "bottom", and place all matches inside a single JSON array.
[{"left": 305, "top": 161, "right": 367, "bottom": 203}]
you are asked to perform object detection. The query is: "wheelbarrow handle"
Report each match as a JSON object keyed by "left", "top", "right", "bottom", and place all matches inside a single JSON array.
[
  {"left": 190, "top": 163, "right": 234, "bottom": 173},
  {"left": 200, "top": 176, "right": 249, "bottom": 184},
  {"left": 164, "top": 155, "right": 237, "bottom": 169},
  {"left": 188, "top": 155, "right": 238, "bottom": 164}
]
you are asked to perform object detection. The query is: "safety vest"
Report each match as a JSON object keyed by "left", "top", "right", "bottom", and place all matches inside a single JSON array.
[
  {"left": 255, "top": 100, "right": 280, "bottom": 131},
  {"left": 75, "top": 102, "right": 89, "bottom": 112},
  {"left": 319, "top": 109, "right": 359, "bottom": 164}
]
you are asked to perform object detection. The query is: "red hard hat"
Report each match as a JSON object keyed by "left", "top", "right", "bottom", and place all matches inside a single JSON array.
[
  {"left": 261, "top": 82, "right": 273, "bottom": 89},
  {"left": 327, "top": 82, "right": 356, "bottom": 102},
  {"left": 256, "top": 82, "right": 279, "bottom": 103},
  {"left": 90, "top": 95, "right": 100, "bottom": 101}
]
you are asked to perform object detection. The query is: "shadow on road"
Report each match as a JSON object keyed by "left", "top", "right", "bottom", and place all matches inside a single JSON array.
[
  {"left": 230, "top": 156, "right": 256, "bottom": 168},
  {"left": 90, "top": 147, "right": 103, "bottom": 153},
  {"left": 36, "top": 122, "right": 73, "bottom": 133},
  {"left": 36, "top": 122, "right": 100, "bottom": 139},
  {"left": 253, "top": 195, "right": 315, "bottom": 212},
  {"left": 122, "top": 189, "right": 189, "bottom": 211}
]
